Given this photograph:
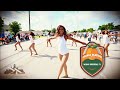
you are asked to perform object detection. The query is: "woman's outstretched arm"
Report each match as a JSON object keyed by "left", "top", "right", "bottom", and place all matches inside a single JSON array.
[
  {"left": 47, "top": 33, "right": 58, "bottom": 41},
  {"left": 67, "top": 35, "right": 87, "bottom": 45}
]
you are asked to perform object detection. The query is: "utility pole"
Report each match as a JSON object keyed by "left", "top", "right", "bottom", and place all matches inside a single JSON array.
[
  {"left": 50, "top": 25, "right": 52, "bottom": 30},
  {"left": 29, "top": 11, "right": 31, "bottom": 31}
]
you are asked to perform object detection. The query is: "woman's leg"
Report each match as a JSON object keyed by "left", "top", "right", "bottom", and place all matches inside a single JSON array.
[
  {"left": 58, "top": 54, "right": 63, "bottom": 61},
  {"left": 57, "top": 53, "right": 69, "bottom": 79},
  {"left": 58, "top": 54, "right": 68, "bottom": 77},
  {"left": 29, "top": 43, "right": 33, "bottom": 56},
  {"left": 106, "top": 44, "right": 109, "bottom": 57},
  {"left": 75, "top": 42, "right": 77, "bottom": 47},
  {"left": 32, "top": 43, "right": 38, "bottom": 55},
  {"left": 104, "top": 44, "right": 110, "bottom": 57},
  {"left": 47, "top": 41, "right": 48, "bottom": 47},
  {"left": 18, "top": 42, "right": 23, "bottom": 50},
  {"left": 15, "top": 42, "right": 18, "bottom": 50},
  {"left": 47, "top": 41, "right": 52, "bottom": 47},
  {"left": 49, "top": 41, "right": 52, "bottom": 47},
  {"left": 72, "top": 41, "right": 73, "bottom": 46}
]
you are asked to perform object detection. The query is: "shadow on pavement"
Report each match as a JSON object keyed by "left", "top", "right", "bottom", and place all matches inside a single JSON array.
[
  {"left": 32, "top": 54, "right": 57, "bottom": 60},
  {"left": 61, "top": 76, "right": 82, "bottom": 79},
  {"left": 20, "top": 50, "right": 29, "bottom": 52},
  {"left": 69, "top": 49, "right": 78, "bottom": 50},
  {"left": 109, "top": 50, "right": 120, "bottom": 51},
  {"left": 107, "top": 57, "right": 120, "bottom": 60},
  {"left": 0, "top": 51, "right": 22, "bottom": 61}
]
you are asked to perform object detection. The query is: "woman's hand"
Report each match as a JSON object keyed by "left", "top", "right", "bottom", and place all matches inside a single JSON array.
[
  {"left": 81, "top": 42, "right": 87, "bottom": 45},
  {"left": 96, "top": 43, "right": 101, "bottom": 46}
]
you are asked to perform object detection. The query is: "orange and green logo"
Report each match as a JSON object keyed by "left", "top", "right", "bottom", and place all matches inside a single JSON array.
[{"left": 80, "top": 42, "right": 105, "bottom": 77}]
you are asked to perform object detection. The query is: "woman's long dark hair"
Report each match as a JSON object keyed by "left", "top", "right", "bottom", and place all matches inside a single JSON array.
[
  {"left": 30, "top": 32, "right": 35, "bottom": 39},
  {"left": 48, "top": 31, "right": 51, "bottom": 35},
  {"left": 16, "top": 33, "right": 20, "bottom": 39},
  {"left": 56, "top": 25, "right": 67, "bottom": 36},
  {"left": 102, "top": 30, "right": 109, "bottom": 35},
  {"left": 30, "top": 32, "right": 35, "bottom": 36}
]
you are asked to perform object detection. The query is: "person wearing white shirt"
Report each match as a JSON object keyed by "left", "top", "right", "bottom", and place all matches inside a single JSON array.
[
  {"left": 29, "top": 32, "right": 38, "bottom": 56},
  {"left": 102, "top": 30, "right": 111, "bottom": 57},
  {"left": 48, "top": 25, "right": 87, "bottom": 79},
  {"left": 47, "top": 31, "right": 52, "bottom": 47},
  {"left": 88, "top": 32, "right": 92, "bottom": 42},
  {"left": 99, "top": 32, "right": 103, "bottom": 42},
  {"left": 15, "top": 33, "right": 23, "bottom": 51},
  {"left": 71, "top": 32, "right": 77, "bottom": 47}
]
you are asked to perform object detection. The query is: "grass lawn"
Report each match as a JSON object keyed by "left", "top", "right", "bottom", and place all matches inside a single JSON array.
[{"left": 34, "top": 36, "right": 46, "bottom": 39}]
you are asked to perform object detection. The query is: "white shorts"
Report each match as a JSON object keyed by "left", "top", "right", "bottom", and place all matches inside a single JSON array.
[
  {"left": 16, "top": 40, "right": 21, "bottom": 42},
  {"left": 103, "top": 41, "right": 110, "bottom": 45},
  {"left": 58, "top": 48, "right": 69, "bottom": 55}
]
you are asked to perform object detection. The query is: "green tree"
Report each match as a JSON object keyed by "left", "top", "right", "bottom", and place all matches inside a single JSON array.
[
  {"left": 0, "top": 17, "right": 4, "bottom": 33},
  {"left": 98, "top": 22, "right": 115, "bottom": 30},
  {"left": 114, "top": 25, "right": 120, "bottom": 30},
  {"left": 73, "top": 31, "right": 77, "bottom": 33},
  {"left": 42, "top": 29, "right": 51, "bottom": 32},
  {"left": 30, "top": 29, "right": 35, "bottom": 31},
  {"left": 51, "top": 28, "right": 56, "bottom": 33},
  {"left": 78, "top": 30, "right": 81, "bottom": 33},
  {"left": 107, "top": 22, "right": 114, "bottom": 30},
  {"left": 80, "top": 29, "right": 86, "bottom": 32},
  {"left": 9, "top": 21, "right": 21, "bottom": 35},
  {"left": 47, "top": 30, "right": 51, "bottom": 32},
  {"left": 98, "top": 24, "right": 107, "bottom": 30},
  {"left": 86, "top": 28, "right": 95, "bottom": 33}
]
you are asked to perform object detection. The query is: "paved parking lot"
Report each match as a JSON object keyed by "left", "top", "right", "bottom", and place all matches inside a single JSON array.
[{"left": 0, "top": 37, "right": 120, "bottom": 79}]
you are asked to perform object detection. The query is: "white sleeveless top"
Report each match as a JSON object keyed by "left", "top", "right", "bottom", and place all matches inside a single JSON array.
[
  {"left": 102, "top": 34, "right": 110, "bottom": 44},
  {"left": 16, "top": 36, "right": 21, "bottom": 42},
  {"left": 47, "top": 35, "right": 50, "bottom": 39},
  {"left": 29, "top": 35, "right": 34, "bottom": 43},
  {"left": 57, "top": 35, "right": 69, "bottom": 55}
]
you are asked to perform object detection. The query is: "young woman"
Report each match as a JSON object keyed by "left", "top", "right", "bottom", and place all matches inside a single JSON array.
[
  {"left": 47, "top": 31, "right": 52, "bottom": 47},
  {"left": 102, "top": 30, "right": 111, "bottom": 57},
  {"left": 15, "top": 33, "right": 23, "bottom": 51},
  {"left": 47, "top": 25, "right": 87, "bottom": 79},
  {"left": 29, "top": 32, "right": 38, "bottom": 56},
  {"left": 87, "top": 32, "right": 92, "bottom": 42},
  {"left": 71, "top": 32, "right": 77, "bottom": 47},
  {"left": 99, "top": 32, "right": 103, "bottom": 42}
]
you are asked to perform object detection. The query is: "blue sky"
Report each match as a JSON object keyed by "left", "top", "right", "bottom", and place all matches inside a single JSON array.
[{"left": 0, "top": 11, "right": 120, "bottom": 32}]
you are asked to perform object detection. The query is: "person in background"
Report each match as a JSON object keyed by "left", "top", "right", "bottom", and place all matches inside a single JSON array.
[
  {"left": 99, "top": 32, "right": 103, "bottom": 42},
  {"left": 29, "top": 32, "right": 38, "bottom": 56},
  {"left": 72, "top": 31, "right": 77, "bottom": 47},
  {"left": 15, "top": 33, "right": 23, "bottom": 51},
  {"left": 102, "top": 30, "right": 115, "bottom": 57},
  {"left": 47, "top": 31, "right": 52, "bottom": 47},
  {"left": 87, "top": 32, "right": 92, "bottom": 42}
]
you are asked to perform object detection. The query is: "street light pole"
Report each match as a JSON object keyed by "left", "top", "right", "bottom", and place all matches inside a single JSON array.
[
  {"left": 29, "top": 11, "right": 31, "bottom": 31},
  {"left": 51, "top": 25, "right": 52, "bottom": 30}
]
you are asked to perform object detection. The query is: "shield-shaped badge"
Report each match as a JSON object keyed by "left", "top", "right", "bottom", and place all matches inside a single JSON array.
[{"left": 80, "top": 42, "right": 105, "bottom": 77}]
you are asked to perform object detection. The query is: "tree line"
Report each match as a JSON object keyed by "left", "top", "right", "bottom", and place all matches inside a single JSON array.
[{"left": 0, "top": 16, "right": 120, "bottom": 35}]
